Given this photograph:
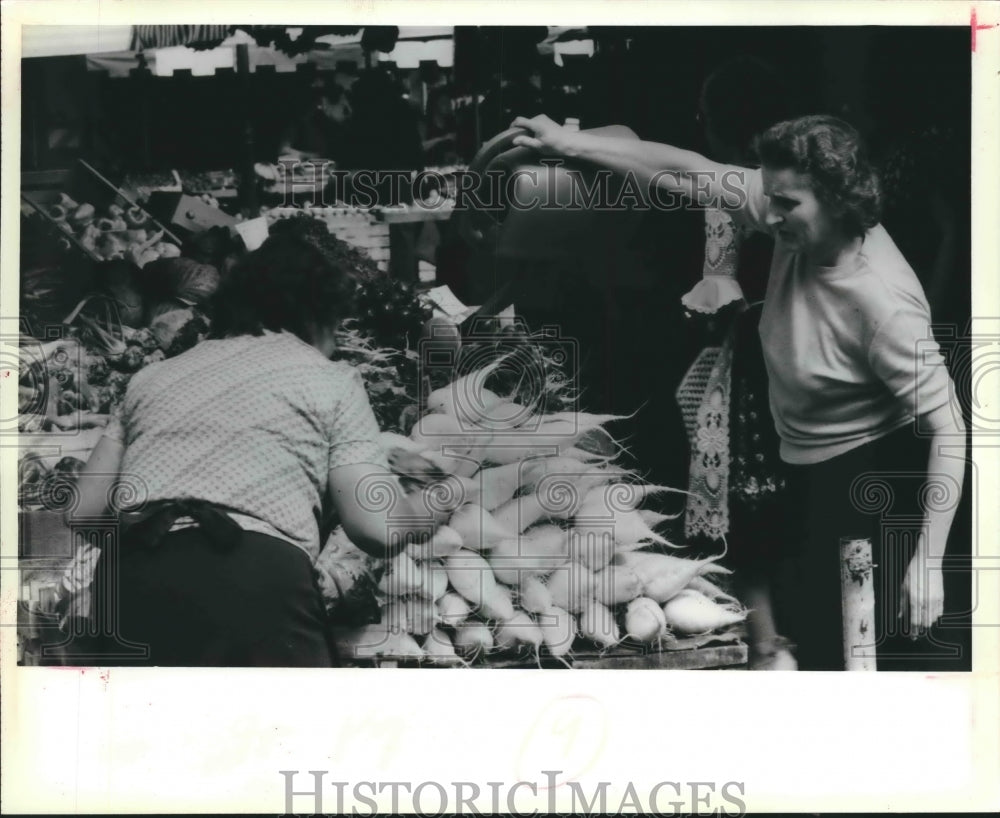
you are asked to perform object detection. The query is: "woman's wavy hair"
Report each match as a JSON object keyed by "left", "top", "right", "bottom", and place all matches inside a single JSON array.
[
  {"left": 208, "top": 234, "right": 355, "bottom": 344},
  {"left": 754, "top": 115, "right": 882, "bottom": 237}
]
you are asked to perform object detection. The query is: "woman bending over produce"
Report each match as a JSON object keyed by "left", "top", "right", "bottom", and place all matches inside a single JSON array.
[
  {"left": 76, "top": 235, "right": 458, "bottom": 667},
  {"left": 511, "top": 113, "right": 965, "bottom": 670}
]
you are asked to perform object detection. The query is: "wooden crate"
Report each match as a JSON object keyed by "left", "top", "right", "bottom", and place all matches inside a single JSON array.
[{"left": 366, "top": 644, "right": 747, "bottom": 670}]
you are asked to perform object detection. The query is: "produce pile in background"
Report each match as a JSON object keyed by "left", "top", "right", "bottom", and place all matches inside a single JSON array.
[
  {"left": 322, "top": 359, "right": 747, "bottom": 667},
  {"left": 31, "top": 192, "right": 182, "bottom": 267}
]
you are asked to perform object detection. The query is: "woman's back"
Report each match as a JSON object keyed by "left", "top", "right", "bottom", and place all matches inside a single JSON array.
[{"left": 115, "top": 331, "right": 384, "bottom": 559}]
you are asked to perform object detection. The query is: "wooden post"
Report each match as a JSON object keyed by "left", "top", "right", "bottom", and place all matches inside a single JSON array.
[{"left": 840, "top": 537, "right": 877, "bottom": 671}]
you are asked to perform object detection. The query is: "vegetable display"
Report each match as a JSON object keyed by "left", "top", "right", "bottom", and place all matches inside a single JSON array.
[
  {"left": 17, "top": 205, "right": 749, "bottom": 667},
  {"left": 38, "top": 192, "right": 180, "bottom": 267},
  {"left": 326, "top": 358, "right": 748, "bottom": 667}
]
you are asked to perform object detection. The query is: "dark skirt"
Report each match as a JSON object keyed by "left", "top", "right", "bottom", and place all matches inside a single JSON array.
[
  {"left": 775, "top": 422, "right": 960, "bottom": 671},
  {"left": 89, "top": 516, "right": 334, "bottom": 668},
  {"left": 727, "top": 303, "right": 791, "bottom": 566}
]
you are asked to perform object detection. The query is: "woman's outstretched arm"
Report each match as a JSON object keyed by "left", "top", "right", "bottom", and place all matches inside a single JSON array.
[{"left": 511, "top": 114, "right": 744, "bottom": 207}]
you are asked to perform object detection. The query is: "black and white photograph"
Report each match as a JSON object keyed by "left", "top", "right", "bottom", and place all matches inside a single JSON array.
[{"left": 3, "top": 1, "right": 998, "bottom": 814}]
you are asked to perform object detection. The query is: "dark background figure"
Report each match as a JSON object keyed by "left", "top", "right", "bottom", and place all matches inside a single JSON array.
[
  {"left": 419, "top": 84, "right": 460, "bottom": 167},
  {"left": 344, "top": 65, "right": 425, "bottom": 281},
  {"left": 279, "top": 79, "right": 355, "bottom": 163},
  {"left": 346, "top": 65, "right": 423, "bottom": 184}
]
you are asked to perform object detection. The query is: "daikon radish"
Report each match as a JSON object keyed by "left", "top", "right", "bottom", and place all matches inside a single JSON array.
[
  {"left": 545, "top": 561, "right": 595, "bottom": 614},
  {"left": 410, "top": 413, "right": 485, "bottom": 459},
  {"left": 574, "top": 485, "right": 617, "bottom": 519},
  {"left": 488, "top": 527, "right": 570, "bottom": 584},
  {"left": 377, "top": 551, "right": 423, "bottom": 595},
  {"left": 417, "top": 560, "right": 449, "bottom": 601},
  {"left": 418, "top": 448, "right": 483, "bottom": 479},
  {"left": 619, "top": 551, "right": 724, "bottom": 604},
  {"left": 410, "top": 410, "right": 468, "bottom": 440},
  {"left": 638, "top": 508, "right": 682, "bottom": 528},
  {"left": 562, "top": 446, "right": 620, "bottom": 464},
  {"left": 448, "top": 503, "right": 517, "bottom": 552},
  {"left": 685, "top": 574, "right": 741, "bottom": 606},
  {"left": 607, "top": 482, "right": 690, "bottom": 510},
  {"left": 518, "top": 457, "right": 619, "bottom": 500},
  {"left": 495, "top": 611, "right": 544, "bottom": 652},
  {"left": 578, "top": 600, "right": 620, "bottom": 649},
  {"left": 472, "top": 401, "right": 536, "bottom": 431},
  {"left": 397, "top": 595, "right": 438, "bottom": 636},
  {"left": 592, "top": 561, "right": 643, "bottom": 606},
  {"left": 452, "top": 620, "right": 494, "bottom": 659},
  {"left": 493, "top": 492, "right": 549, "bottom": 533},
  {"left": 334, "top": 623, "right": 424, "bottom": 660},
  {"left": 405, "top": 525, "right": 464, "bottom": 562},
  {"left": 538, "top": 605, "right": 576, "bottom": 658},
  {"left": 380, "top": 631, "right": 426, "bottom": 660},
  {"left": 661, "top": 589, "right": 748, "bottom": 634},
  {"left": 425, "top": 357, "right": 508, "bottom": 417},
  {"left": 475, "top": 462, "right": 524, "bottom": 511},
  {"left": 567, "top": 528, "right": 616, "bottom": 570},
  {"left": 569, "top": 497, "right": 680, "bottom": 548},
  {"left": 436, "top": 592, "right": 472, "bottom": 626},
  {"left": 422, "top": 627, "right": 464, "bottom": 666},
  {"left": 624, "top": 597, "right": 667, "bottom": 643},
  {"left": 518, "top": 574, "right": 554, "bottom": 614},
  {"left": 479, "top": 583, "right": 515, "bottom": 622},
  {"left": 380, "top": 431, "right": 424, "bottom": 453},
  {"left": 534, "top": 410, "right": 633, "bottom": 431},
  {"left": 518, "top": 456, "right": 591, "bottom": 492},
  {"left": 428, "top": 382, "right": 504, "bottom": 424},
  {"left": 445, "top": 549, "right": 500, "bottom": 609},
  {"left": 473, "top": 421, "right": 597, "bottom": 463},
  {"left": 494, "top": 476, "right": 584, "bottom": 533},
  {"left": 612, "top": 510, "right": 678, "bottom": 548},
  {"left": 380, "top": 600, "right": 410, "bottom": 633}
]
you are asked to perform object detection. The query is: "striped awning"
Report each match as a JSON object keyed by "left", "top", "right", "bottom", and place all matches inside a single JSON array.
[{"left": 131, "top": 25, "right": 234, "bottom": 51}]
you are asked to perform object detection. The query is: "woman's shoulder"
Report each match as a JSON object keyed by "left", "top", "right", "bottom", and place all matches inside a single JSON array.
[
  {"left": 849, "top": 226, "right": 934, "bottom": 338},
  {"left": 857, "top": 225, "right": 931, "bottom": 308}
]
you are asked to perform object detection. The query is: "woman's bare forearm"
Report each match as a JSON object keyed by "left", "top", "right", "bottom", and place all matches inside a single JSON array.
[
  {"left": 920, "top": 416, "right": 966, "bottom": 560},
  {"left": 514, "top": 117, "right": 734, "bottom": 204}
]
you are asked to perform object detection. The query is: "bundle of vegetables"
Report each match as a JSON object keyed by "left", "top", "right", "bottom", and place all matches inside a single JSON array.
[
  {"left": 267, "top": 211, "right": 383, "bottom": 283},
  {"left": 352, "top": 276, "right": 433, "bottom": 352},
  {"left": 18, "top": 454, "right": 88, "bottom": 511},
  {"left": 39, "top": 192, "right": 180, "bottom": 267},
  {"left": 15, "top": 323, "right": 172, "bottom": 438},
  {"left": 326, "top": 357, "right": 748, "bottom": 666}
]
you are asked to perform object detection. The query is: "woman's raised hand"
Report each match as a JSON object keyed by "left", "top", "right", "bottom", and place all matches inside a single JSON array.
[{"left": 511, "top": 114, "right": 573, "bottom": 155}]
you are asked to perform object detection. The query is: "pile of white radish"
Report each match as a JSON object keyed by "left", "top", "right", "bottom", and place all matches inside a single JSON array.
[{"left": 327, "top": 358, "right": 748, "bottom": 666}]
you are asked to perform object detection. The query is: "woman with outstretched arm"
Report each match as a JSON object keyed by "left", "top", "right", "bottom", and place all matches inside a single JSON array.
[{"left": 512, "top": 113, "right": 965, "bottom": 670}]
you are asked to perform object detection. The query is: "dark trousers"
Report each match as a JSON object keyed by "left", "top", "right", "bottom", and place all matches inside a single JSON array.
[
  {"left": 92, "top": 526, "right": 334, "bottom": 667},
  {"left": 776, "top": 423, "right": 966, "bottom": 671}
]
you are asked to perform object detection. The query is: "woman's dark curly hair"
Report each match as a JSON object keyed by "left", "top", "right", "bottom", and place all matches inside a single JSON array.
[
  {"left": 208, "top": 234, "right": 356, "bottom": 343},
  {"left": 754, "top": 115, "right": 882, "bottom": 237}
]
